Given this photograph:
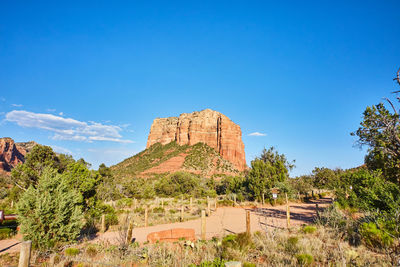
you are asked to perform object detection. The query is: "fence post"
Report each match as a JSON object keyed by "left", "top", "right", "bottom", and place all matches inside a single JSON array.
[
  {"left": 246, "top": 210, "right": 250, "bottom": 235},
  {"left": 181, "top": 205, "right": 184, "bottom": 222},
  {"left": 214, "top": 197, "right": 217, "bottom": 210},
  {"left": 18, "top": 240, "right": 32, "bottom": 267},
  {"left": 144, "top": 207, "right": 148, "bottom": 227},
  {"left": 262, "top": 193, "right": 265, "bottom": 205},
  {"left": 207, "top": 197, "right": 211, "bottom": 216},
  {"left": 316, "top": 203, "right": 320, "bottom": 220},
  {"left": 190, "top": 197, "right": 193, "bottom": 212},
  {"left": 161, "top": 199, "right": 164, "bottom": 209},
  {"left": 101, "top": 214, "right": 106, "bottom": 233},
  {"left": 126, "top": 217, "right": 134, "bottom": 244},
  {"left": 133, "top": 198, "right": 137, "bottom": 210},
  {"left": 233, "top": 195, "right": 236, "bottom": 206},
  {"left": 286, "top": 193, "right": 290, "bottom": 228},
  {"left": 201, "top": 210, "right": 206, "bottom": 240}
]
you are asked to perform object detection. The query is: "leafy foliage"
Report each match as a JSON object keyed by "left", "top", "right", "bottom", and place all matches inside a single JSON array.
[
  {"left": 155, "top": 172, "right": 215, "bottom": 197},
  {"left": 247, "top": 147, "right": 294, "bottom": 201},
  {"left": 17, "top": 168, "right": 84, "bottom": 249}
]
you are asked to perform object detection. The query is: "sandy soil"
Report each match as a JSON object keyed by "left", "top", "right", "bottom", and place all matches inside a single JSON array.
[{"left": 0, "top": 198, "right": 331, "bottom": 255}]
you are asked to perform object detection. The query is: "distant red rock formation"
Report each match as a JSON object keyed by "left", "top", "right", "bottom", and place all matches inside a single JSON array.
[
  {"left": 0, "top": 137, "right": 36, "bottom": 174},
  {"left": 146, "top": 109, "right": 246, "bottom": 171}
]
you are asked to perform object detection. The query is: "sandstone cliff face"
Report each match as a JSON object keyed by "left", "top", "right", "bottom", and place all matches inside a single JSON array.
[
  {"left": 0, "top": 137, "right": 27, "bottom": 173},
  {"left": 146, "top": 109, "right": 246, "bottom": 171}
]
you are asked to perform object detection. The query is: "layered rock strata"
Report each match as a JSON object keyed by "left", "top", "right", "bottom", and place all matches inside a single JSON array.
[
  {"left": 146, "top": 109, "right": 246, "bottom": 171},
  {"left": 0, "top": 137, "right": 27, "bottom": 173}
]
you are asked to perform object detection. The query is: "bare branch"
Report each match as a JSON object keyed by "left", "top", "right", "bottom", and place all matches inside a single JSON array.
[
  {"left": 14, "top": 182, "right": 27, "bottom": 191},
  {"left": 393, "top": 67, "right": 400, "bottom": 86},
  {"left": 383, "top": 97, "right": 398, "bottom": 115}
]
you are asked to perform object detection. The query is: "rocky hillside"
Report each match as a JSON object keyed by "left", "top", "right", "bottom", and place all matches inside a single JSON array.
[
  {"left": 147, "top": 109, "right": 246, "bottom": 171},
  {"left": 0, "top": 137, "right": 37, "bottom": 174},
  {"left": 111, "top": 141, "right": 239, "bottom": 179}
]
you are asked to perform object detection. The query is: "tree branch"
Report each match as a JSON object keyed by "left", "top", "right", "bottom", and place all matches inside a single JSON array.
[{"left": 393, "top": 67, "right": 400, "bottom": 86}]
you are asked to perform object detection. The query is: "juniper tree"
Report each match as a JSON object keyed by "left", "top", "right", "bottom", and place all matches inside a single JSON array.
[{"left": 17, "top": 167, "right": 83, "bottom": 249}]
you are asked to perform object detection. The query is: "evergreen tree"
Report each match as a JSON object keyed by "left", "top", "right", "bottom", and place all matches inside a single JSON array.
[{"left": 17, "top": 167, "right": 83, "bottom": 249}]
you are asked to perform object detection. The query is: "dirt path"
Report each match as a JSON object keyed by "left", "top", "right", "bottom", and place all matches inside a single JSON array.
[
  {"left": 0, "top": 198, "right": 331, "bottom": 255},
  {"left": 93, "top": 198, "right": 331, "bottom": 245}
]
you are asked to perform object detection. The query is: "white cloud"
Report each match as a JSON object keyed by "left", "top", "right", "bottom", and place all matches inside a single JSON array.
[
  {"left": 11, "top": 104, "right": 23, "bottom": 107},
  {"left": 248, "top": 132, "right": 267, "bottom": 137},
  {"left": 46, "top": 108, "right": 56, "bottom": 112},
  {"left": 51, "top": 145, "right": 73, "bottom": 155},
  {"left": 6, "top": 110, "right": 133, "bottom": 143},
  {"left": 59, "top": 112, "right": 64, "bottom": 116}
]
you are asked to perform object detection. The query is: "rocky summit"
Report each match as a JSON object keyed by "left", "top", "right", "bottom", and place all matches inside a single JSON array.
[
  {"left": 146, "top": 109, "right": 246, "bottom": 171},
  {"left": 0, "top": 137, "right": 36, "bottom": 174}
]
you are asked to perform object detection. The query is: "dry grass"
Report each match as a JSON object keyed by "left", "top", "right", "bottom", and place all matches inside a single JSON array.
[{"left": 32, "top": 226, "right": 394, "bottom": 266}]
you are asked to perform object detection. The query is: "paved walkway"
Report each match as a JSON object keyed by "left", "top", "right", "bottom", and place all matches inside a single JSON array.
[{"left": 0, "top": 198, "right": 331, "bottom": 254}]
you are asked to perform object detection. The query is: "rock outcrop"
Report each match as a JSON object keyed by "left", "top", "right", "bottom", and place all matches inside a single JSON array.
[
  {"left": 146, "top": 109, "right": 246, "bottom": 171},
  {"left": 147, "top": 228, "right": 196, "bottom": 243},
  {"left": 0, "top": 137, "right": 27, "bottom": 173}
]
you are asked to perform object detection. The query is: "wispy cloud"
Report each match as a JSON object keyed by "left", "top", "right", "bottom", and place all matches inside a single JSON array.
[
  {"left": 0, "top": 97, "right": 5, "bottom": 102},
  {"left": 248, "top": 132, "right": 267, "bottom": 137},
  {"left": 46, "top": 108, "right": 56, "bottom": 112},
  {"left": 6, "top": 110, "right": 133, "bottom": 143},
  {"left": 51, "top": 145, "right": 73, "bottom": 155},
  {"left": 11, "top": 104, "right": 23, "bottom": 107}
]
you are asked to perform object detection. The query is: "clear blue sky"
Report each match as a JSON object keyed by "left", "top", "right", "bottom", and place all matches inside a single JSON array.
[{"left": 1, "top": 1, "right": 399, "bottom": 176}]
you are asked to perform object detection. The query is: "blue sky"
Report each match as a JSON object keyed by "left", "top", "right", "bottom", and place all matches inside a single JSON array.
[{"left": 1, "top": 1, "right": 399, "bottom": 176}]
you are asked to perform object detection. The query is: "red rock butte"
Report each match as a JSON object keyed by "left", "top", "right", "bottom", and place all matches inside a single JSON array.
[{"left": 146, "top": 109, "right": 246, "bottom": 171}]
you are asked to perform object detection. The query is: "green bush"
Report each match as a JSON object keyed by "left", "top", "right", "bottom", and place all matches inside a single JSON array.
[
  {"left": 301, "top": 225, "right": 317, "bottom": 234},
  {"left": 155, "top": 172, "right": 203, "bottom": 197},
  {"left": 116, "top": 198, "right": 133, "bottom": 209},
  {"left": 243, "top": 262, "right": 256, "bottom": 267},
  {"left": 295, "top": 253, "right": 313, "bottom": 266},
  {"left": 217, "top": 199, "right": 234, "bottom": 207},
  {"left": 221, "top": 232, "right": 253, "bottom": 258},
  {"left": 359, "top": 222, "right": 393, "bottom": 249},
  {"left": 16, "top": 168, "right": 83, "bottom": 249},
  {"left": 284, "top": 236, "right": 299, "bottom": 254},
  {"left": 0, "top": 228, "right": 14, "bottom": 240},
  {"left": 189, "top": 257, "right": 226, "bottom": 267},
  {"left": 152, "top": 207, "right": 165, "bottom": 213},
  {"left": 65, "top": 247, "right": 80, "bottom": 256}
]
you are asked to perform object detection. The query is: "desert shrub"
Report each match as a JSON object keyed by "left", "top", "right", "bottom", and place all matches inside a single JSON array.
[
  {"left": 301, "top": 225, "right": 317, "bottom": 234},
  {"left": 189, "top": 257, "right": 226, "bottom": 267},
  {"left": 116, "top": 198, "right": 133, "bottom": 209},
  {"left": 295, "top": 253, "right": 313, "bottom": 266},
  {"left": 315, "top": 204, "right": 347, "bottom": 230},
  {"left": 284, "top": 236, "right": 299, "bottom": 254},
  {"left": 152, "top": 207, "right": 165, "bottom": 213},
  {"left": 86, "top": 245, "right": 98, "bottom": 258},
  {"left": 17, "top": 167, "right": 83, "bottom": 249},
  {"left": 359, "top": 222, "right": 393, "bottom": 249},
  {"left": 216, "top": 176, "right": 247, "bottom": 197},
  {"left": 221, "top": 232, "right": 253, "bottom": 260},
  {"left": 243, "top": 262, "right": 256, "bottom": 267},
  {"left": 335, "top": 169, "right": 400, "bottom": 213},
  {"left": 134, "top": 207, "right": 145, "bottom": 214},
  {"left": 217, "top": 199, "right": 234, "bottom": 207},
  {"left": 65, "top": 247, "right": 80, "bottom": 256},
  {"left": 0, "top": 228, "right": 14, "bottom": 240},
  {"left": 155, "top": 172, "right": 201, "bottom": 197}
]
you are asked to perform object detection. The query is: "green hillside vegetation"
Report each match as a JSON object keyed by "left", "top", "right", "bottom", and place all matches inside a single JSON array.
[{"left": 111, "top": 141, "right": 238, "bottom": 179}]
